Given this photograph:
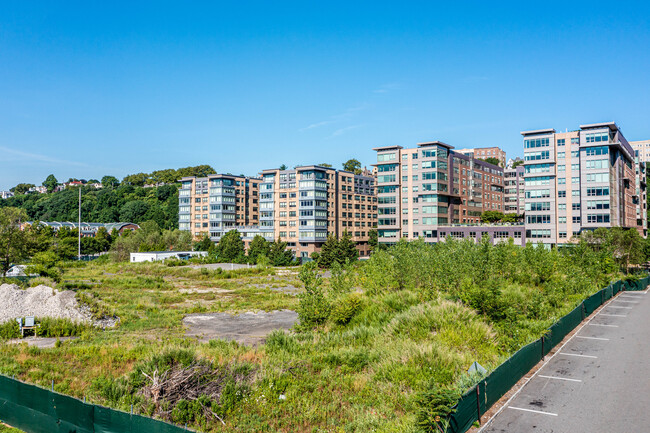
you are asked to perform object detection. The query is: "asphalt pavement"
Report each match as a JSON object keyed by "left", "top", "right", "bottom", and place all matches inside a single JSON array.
[{"left": 482, "top": 288, "right": 650, "bottom": 433}]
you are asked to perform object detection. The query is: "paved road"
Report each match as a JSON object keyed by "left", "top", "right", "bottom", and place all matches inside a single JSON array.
[{"left": 483, "top": 288, "right": 650, "bottom": 433}]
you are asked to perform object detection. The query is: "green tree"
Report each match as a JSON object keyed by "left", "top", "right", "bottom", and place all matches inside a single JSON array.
[
  {"left": 317, "top": 234, "right": 340, "bottom": 268},
  {"left": 95, "top": 226, "right": 112, "bottom": 252},
  {"left": 119, "top": 200, "right": 150, "bottom": 223},
  {"left": 122, "top": 173, "right": 149, "bottom": 187},
  {"left": 480, "top": 157, "right": 500, "bottom": 166},
  {"left": 11, "top": 183, "right": 35, "bottom": 195},
  {"left": 279, "top": 164, "right": 288, "bottom": 171},
  {"left": 215, "top": 230, "right": 245, "bottom": 262},
  {"left": 0, "top": 207, "right": 30, "bottom": 277},
  {"left": 247, "top": 235, "right": 270, "bottom": 264},
  {"left": 27, "top": 250, "right": 62, "bottom": 281},
  {"left": 342, "top": 159, "right": 362, "bottom": 174},
  {"left": 268, "top": 237, "right": 294, "bottom": 266},
  {"left": 480, "top": 211, "right": 505, "bottom": 223},
  {"left": 194, "top": 234, "right": 213, "bottom": 251},
  {"left": 296, "top": 261, "right": 329, "bottom": 327},
  {"left": 512, "top": 160, "right": 524, "bottom": 168},
  {"left": 43, "top": 174, "right": 59, "bottom": 193},
  {"left": 339, "top": 230, "right": 358, "bottom": 263},
  {"left": 368, "top": 228, "right": 378, "bottom": 251},
  {"left": 319, "top": 163, "right": 333, "bottom": 168},
  {"left": 501, "top": 213, "right": 521, "bottom": 223},
  {"left": 101, "top": 175, "right": 120, "bottom": 188}
]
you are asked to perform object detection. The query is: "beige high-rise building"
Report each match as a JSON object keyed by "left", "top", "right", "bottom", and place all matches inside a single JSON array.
[
  {"left": 180, "top": 166, "right": 377, "bottom": 260},
  {"left": 522, "top": 122, "right": 646, "bottom": 245},
  {"left": 630, "top": 140, "right": 650, "bottom": 163},
  {"left": 259, "top": 165, "right": 376, "bottom": 259},
  {"left": 179, "top": 174, "right": 261, "bottom": 242},
  {"left": 375, "top": 141, "right": 506, "bottom": 245}
]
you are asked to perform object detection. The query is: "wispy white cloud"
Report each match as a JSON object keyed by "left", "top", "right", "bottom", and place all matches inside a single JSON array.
[
  {"left": 0, "top": 146, "right": 89, "bottom": 167},
  {"left": 373, "top": 82, "right": 402, "bottom": 94},
  {"left": 328, "top": 124, "right": 364, "bottom": 138},
  {"left": 299, "top": 104, "right": 370, "bottom": 132}
]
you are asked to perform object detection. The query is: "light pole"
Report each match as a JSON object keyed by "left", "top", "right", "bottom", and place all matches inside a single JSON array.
[{"left": 78, "top": 187, "right": 81, "bottom": 261}]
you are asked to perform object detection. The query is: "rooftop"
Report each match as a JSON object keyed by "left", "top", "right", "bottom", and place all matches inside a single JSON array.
[
  {"left": 520, "top": 128, "right": 556, "bottom": 136},
  {"left": 417, "top": 141, "right": 454, "bottom": 149},
  {"left": 580, "top": 122, "right": 618, "bottom": 132},
  {"left": 372, "top": 145, "right": 404, "bottom": 151}
]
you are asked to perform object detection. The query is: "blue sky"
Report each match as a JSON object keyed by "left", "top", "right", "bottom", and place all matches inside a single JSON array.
[{"left": 1, "top": 1, "right": 650, "bottom": 190}]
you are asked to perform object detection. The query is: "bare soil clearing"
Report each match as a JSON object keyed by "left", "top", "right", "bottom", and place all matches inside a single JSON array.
[{"left": 182, "top": 310, "right": 299, "bottom": 345}]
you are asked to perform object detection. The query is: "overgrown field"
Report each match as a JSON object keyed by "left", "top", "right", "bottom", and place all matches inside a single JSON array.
[{"left": 0, "top": 238, "right": 628, "bottom": 432}]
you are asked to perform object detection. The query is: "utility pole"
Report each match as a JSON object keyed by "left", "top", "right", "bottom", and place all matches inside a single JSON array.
[{"left": 78, "top": 187, "right": 81, "bottom": 261}]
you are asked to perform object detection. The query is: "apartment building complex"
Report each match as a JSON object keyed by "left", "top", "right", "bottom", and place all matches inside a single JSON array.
[
  {"left": 258, "top": 166, "right": 376, "bottom": 258},
  {"left": 631, "top": 140, "right": 650, "bottom": 163},
  {"left": 179, "top": 166, "right": 377, "bottom": 259},
  {"left": 457, "top": 147, "right": 507, "bottom": 167},
  {"left": 178, "top": 174, "right": 261, "bottom": 239},
  {"left": 522, "top": 122, "right": 646, "bottom": 246},
  {"left": 504, "top": 166, "right": 525, "bottom": 214},
  {"left": 374, "top": 141, "right": 504, "bottom": 244}
]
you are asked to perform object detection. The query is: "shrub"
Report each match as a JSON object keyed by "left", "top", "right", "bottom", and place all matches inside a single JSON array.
[
  {"left": 0, "top": 320, "right": 20, "bottom": 340},
  {"left": 415, "top": 383, "right": 460, "bottom": 433},
  {"left": 330, "top": 293, "right": 362, "bottom": 325},
  {"left": 296, "top": 262, "right": 330, "bottom": 328},
  {"left": 35, "top": 317, "right": 92, "bottom": 337}
]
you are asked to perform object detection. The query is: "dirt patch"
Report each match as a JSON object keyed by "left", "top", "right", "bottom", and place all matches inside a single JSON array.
[
  {"left": 5, "top": 336, "right": 78, "bottom": 348},
  {"left": 249, "top": 283, "right": 302, "bottom": 296},
  {"left": 182, "top": 310, "right": 299, "bottom": 345},
  {"left": 178, "top": 288, "right": 233, "bottom": 294}
]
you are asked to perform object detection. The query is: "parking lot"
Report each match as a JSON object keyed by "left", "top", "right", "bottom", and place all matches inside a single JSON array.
[{"left": 482, "top": 288, "right": 650, "bottom": 433}]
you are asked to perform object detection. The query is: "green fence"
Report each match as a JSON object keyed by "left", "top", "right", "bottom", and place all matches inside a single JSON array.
[
  {"left": 447, "top": 275, "right": 650, "bottom": 433},
  {"left": 0, "top": 375, "right": 189, "bottom": 433}
]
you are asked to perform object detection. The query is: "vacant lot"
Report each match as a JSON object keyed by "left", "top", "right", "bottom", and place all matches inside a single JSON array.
[{"left": 0, "top": 239, "right": 628, "bottom": 432}]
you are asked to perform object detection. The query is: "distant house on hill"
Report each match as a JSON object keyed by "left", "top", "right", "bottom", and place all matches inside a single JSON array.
[{"left": 0, "top": 191, "right": 14, "bottom": 199}]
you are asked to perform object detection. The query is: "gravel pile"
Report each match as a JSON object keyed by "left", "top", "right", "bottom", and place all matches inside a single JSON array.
[{"left": 0, "top": 283, "right": 93, "bottom": 323}]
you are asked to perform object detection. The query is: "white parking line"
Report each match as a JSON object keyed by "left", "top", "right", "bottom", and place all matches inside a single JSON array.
[
  {"left": 576, "top": 335, "right": 609, "bottom": 341},
  {"left": 588, "top": 323, "right": 618, "bottom": 327},
  {"left": 508, "top": 406, "right": 558, "bottom": 416},
  {"left": 599, "top": 313, "right": 627, "bottom": 317},
  {"left": 559, "top": 352, "right": 598, "bottom": 359},
  {"left": 613, "top": 300, "right": 639, "bottom": 304},
  {"left": 606, "top": 306, "right": 632, "bottom": 309},
  {"left": 538, "top": 375, "right": 582, "bottom": 383}
]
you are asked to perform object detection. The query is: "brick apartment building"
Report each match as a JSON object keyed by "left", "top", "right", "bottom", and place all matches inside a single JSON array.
[{"left": 457, "top": 146, "right": 507, "bottom": 167}]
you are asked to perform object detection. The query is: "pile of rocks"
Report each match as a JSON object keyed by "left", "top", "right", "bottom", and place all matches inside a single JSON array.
[{"left": 0, "top": 283, "right": 92, "bottom": 323}]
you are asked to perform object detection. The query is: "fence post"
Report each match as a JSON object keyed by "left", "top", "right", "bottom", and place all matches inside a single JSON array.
[
  {"left": 476, "top": 386, "right": 481, "bottom": 425},
  {"left": 51, "top": 380, "right": 54, "bottom": 391},
  {"left": 581, "top": 303, "right": 585, "bottom": 320}
]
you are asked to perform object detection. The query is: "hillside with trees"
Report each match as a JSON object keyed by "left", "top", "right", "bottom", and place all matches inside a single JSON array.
[{"left": 0, "top": 165, "right": 216, "bottom": 229}]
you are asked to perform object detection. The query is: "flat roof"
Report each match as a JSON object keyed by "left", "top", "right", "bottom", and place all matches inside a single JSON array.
[
  {"left": 131, "top": 251, "right": 204, "bottom": 255},
  {"left": 373, "top": 145, "right": 403, "bottom": 151},
  {"left": 580, "top": 122, "right": 618, "bottom": 131},
  {"left": 520, "top": 128, "right": 556, "bottom": 136},
  {"left": 417, "top": 141, "right": 454, "bottom": 149}
]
